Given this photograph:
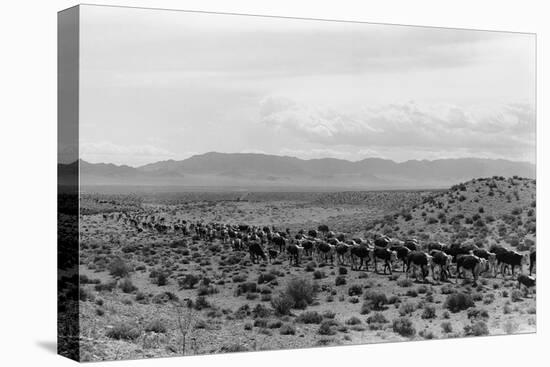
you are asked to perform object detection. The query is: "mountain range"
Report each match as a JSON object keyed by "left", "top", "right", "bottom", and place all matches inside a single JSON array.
[{"left": 59, "top": 152, "right": 536, "bottom": 190}]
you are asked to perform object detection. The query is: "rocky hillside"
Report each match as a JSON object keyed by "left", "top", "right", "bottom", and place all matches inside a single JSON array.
[{"left": 369, "top": 176, "right": 536, "bottom": 250}]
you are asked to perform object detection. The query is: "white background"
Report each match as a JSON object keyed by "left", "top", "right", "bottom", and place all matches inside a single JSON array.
[{"left": 0, "top": 0, "right": 546, "bottom": 366}]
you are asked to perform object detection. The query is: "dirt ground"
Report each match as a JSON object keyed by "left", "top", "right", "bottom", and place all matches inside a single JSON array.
[{"left": 77, "top": 182, "right": 536, "bottom": 362}]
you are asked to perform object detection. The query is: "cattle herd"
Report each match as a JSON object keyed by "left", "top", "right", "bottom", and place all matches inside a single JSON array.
[{"left": 105, "top": 211, "right": 537, "bottom": 290}]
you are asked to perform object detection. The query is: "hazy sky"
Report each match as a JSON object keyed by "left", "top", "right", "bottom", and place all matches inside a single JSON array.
[{"left": 79, "top": 5, "right": 536, "bottom": 167}]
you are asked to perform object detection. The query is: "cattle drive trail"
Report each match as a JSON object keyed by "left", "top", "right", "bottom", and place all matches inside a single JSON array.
[{"left": 75, "top": 176, "right": 536, "bottom": 361}]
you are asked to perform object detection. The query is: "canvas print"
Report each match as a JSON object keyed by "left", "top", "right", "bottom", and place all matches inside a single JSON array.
[{"left": 58, "top": 4, "right": 536, "bottom": 362}]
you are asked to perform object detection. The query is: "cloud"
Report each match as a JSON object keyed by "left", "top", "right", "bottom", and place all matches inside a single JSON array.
[{"left": 260, "top": 96, "right": 535, "bottom": 162}]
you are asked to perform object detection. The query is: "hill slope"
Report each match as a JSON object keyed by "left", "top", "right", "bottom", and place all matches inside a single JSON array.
[{"left": 369, "top": 176, "right": 536, "bottom": 250}]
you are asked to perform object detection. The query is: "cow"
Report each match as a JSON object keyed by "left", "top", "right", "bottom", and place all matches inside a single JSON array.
[
  {"left": 232, "top": 238, "right": 242, "bottom": 251},
  {"left": 373, "top": 247, "right": 397, "bottom": 275},
  {"left": 286, "top": 244, "right": 304, "bottom": 266},
  {"left": 389, "top": 245, "right": 411, "bottom": 272},
  {"left": 404, "top": 239, "right": 419, "bottom": 251},
  {"left": 472, "top": 248, "right": 497, "bottom": 277},
  {"left": 350, "top": 245, "right": 372, "bottom": 271},
  {"left": 429, "top": 250, "right": 452, "bottom": 281},
  {"left": 517, "top": 274, "right": 536, "bottom": 291},
  {"left": 406, "top": 251, "right": 432, "bottom": 281},
  {"left": 496, "top": 249, "right": 529, "bottom": 276},
  {"left": 316, "top": 241, "right": 335, "bottom": 264},
  {"left": 530, "top": 250, "right": 536, "bottom": 275},
  {"left": 272, "top": 236, "right": 286, "bottom": 253},
  {"left": 267, "top": 249, "right": 278, "bottom": 263},
  {"left": 335, "top": 242, "right": 352, "bottom": 266},
  {"left": 374, "top": 235, "right": 391, "bottom": 248},
  {"left": 456, "top": 254, "right": 487, "bottom": 283},
  {"left": 444, "top": 243, "right": 478, "bottom": 262},
  {"left": 248, "top": 242, "right": 266, "bottom": 264},
  {"left": 301, "top": 239, "right": 315, "bottom": 257}
]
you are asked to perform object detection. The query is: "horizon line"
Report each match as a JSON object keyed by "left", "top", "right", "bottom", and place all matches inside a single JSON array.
[{"left": 61, "top": 151, "right": 536, "bottom": 168}]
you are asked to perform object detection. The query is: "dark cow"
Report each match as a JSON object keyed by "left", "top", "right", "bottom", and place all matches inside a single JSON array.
[
  {"left": 496, "top": 249, "right": 529, "bottom": 276},
  {"left": 530, "top": 250, "right": 536, "bottom": 275},
  {"left": 404, "top": 239, "right": 419, "bottom": 251},
  {"left": 429, "top": 250, "right": 452, "bottom": 281},
  {"left": 350, "top": 245, "right": 372, "bottom": 271},
  {"left": 301, "top": 239, "right": 315, "bottom": 257},
  {"left": 373, "top": 247, "right": 397, "bottom": 275},
  {"left": 444, "top": 243, "right": 477, "bottom": 262},
  {"left": 517, "top": 274, "right": 536, "bottom": 291},
  {"left": 248, "top": 242, "right": 266, "bottom": 264},
  {"left": 272, "top": 236, "right": 286, "bottom": 253},
  {"left": 286, "top": 244, "right": 304, "bottom": 266},
  {"left": 390, "top": 245, "right": 411, "bottom": 272},
  {"left": 406, "top": 251, "right": 431, "bottom": 281},
  {"left": 456, "top": 254, "right": 487, "bottom": 282},
  {"left": 374, "top": 235, "right": 391, "bottom": 248},
  {"left": 267, "top": 249, "right": 278, "bottom": 263},
  {"left": 316, "top": 241, "right": 335, "bottom": 264},
  {"left": 335, "top": 242, "right": 351, "bottom": 265}
]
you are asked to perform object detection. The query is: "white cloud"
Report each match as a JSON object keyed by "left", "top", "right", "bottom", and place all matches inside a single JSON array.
[
  {"left": 260, "top": 96, "right": 535, "bottom": 162},
  {"left": 80, "top": 141, "right": 175, "bottom": 166}
]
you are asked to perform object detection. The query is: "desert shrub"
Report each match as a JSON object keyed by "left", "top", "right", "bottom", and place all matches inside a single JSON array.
[
  {"left": 360, "top": 302, "right": 371, "bottom": 315},
  {"left": 220, "top": 343, "right": 248, "bottom": 353},
  {"left": 94, "top": 281, "right": 117, "bottom": 292},
  {"left": 421, "top": 305, "right": 436, "bottom": 319},
  {"left": 194, "top": 296, "right": 210, "bottom": 310},
  {"left": 235, "top": 282, "right": 257, "bottom": 296},
  {"left": 348, "top": 284, "right": 363, "bottom": 297},
  {"left": 397, "top": 279, "right": 413, "bottom": 288},
  {"left": 253, "top": 318, "right": 268, "bottom": 328},
  {"left": 441, "top": 321, "right": 453, "bottom": 333},
  {"left": 280, "top": 324, "right": 296, "bottom": 335},
  {"left": 271, "top": 293, "right": 294, "bottom": 316},
  {"left": 399, "top": 302, "right": 416, "bottom": 316},
  {"left": 335, "top": 275, "right": 346, "bottom": 286},
  {"left": 313, "top": 270, "right": 326, "bottom": 280},
  {"left": 151, "top": 291, "right": 179, "bottom": 304},
  {"left": 392, "top": 317, "right": 416, "bottom": 337},
  {"left": 318, "top": 320, "right": 338, "bottom": 335},
  {"left": 179, "top": 274, "right": 199, "bottom": 289},
  {"left": 119, "top": 278, "right": 137, "bottom": 293},
  {"left": 258, "top": 273, "right": 276, "bottom": 284},
  {"left": 511, "top": 290, "right": 523, "bottom": 302},
  {"left": 367, "top": 312, "right": 388, "bottom": 325},
  {"left": 346, "top": 316, "right": 362, "bottom": 325},
  {"left": 406, "top": 289, "right": 418, "bottom": 298},
  {"left": 109, "top": 258, "right": 132, "bottom": 278},
  {"left": 502, "top": 320, "right": 519, "bottom": 334},
  {"left": 145, "top": 319, "right": 167, "bottom": 333},
  {"left": 364, "top": 290, "right": 388, "bottom": 310},
  {"left": 232, "top": 274, "right": 247, "bottom": 283},
  {"left": 445, "top": 293, "right": 474, "bottom": 313},
  {"left": 338, "top": 267, "right": 348, "bottom": 275},
  {"left": 268, "top": 320, "right": 283, "bottom": 329},
  {"left": 323, "top": 310, "right": 336, "bottom": 319},
  {"left": 79, "top": 287, "right": 94, "bottom": 302},
  {"left": 296, "top": 311, "right": 323, "bottom": 324},
  {"left": 106, "top": 322, "right": 141, "bottom": 340},
  {"left": 464, "top": 321, "right": 489, "bottom": 336},
  {"left": 467, "top": 308, "right": 489, "bottom": 320},
  {"left": 283, "top": 278, "right": 317, "bottom": 309}
]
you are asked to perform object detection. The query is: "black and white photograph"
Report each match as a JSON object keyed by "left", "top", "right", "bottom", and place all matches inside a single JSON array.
[{"left": 55, "top": 2, "right": 539, "bottom": 364}]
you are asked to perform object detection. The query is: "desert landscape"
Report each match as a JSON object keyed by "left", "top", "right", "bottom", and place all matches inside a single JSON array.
[{"left": 75, "top": 175, "right": 536, "bottom": 362}]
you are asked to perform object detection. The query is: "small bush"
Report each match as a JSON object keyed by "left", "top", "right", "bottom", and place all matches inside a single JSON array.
[
  {"left": 392, "top": 317, "right": 416, "bottom": 337},
  {"left": 109, "top": 258, "right": 132, "bottom": 278},
  {"left": 318, "top": 320, "right": 337, "bottom": 335},
  {"left": 284, "top": 278, "right": 317, "bottom": 309},
  {"left": 445, "top": 292, "right": 474, "bottom": 313},
  {"left": 421, "top": 305, "right": 436, "bottom": 319},
  {"left": 296, "top": 311, "right": 323, "bottom": 324},
  {"left": 364, "top": 290, "right": 388, "bottom": 310},
  {"left": 280, "top": 324, "right": 296, "bottom": 335},
  {"left": 399, "top": 302, "right": 416, "bottom": 316},
  {"left": 464, "top": 321, "right": 489, "bottom": 336},
  {"left": 338, "top": 267, "right": 348, "bottom": 275},
  {"left": 258, "top": 273, "right": 276, "bottom": 284},
  {"left": 119, "top": 278, "right": 137, "bottom": 294},
  {"left": 348, "top": 284, "right": 363, "bottom": 297},
  {"left": 441, "top": 321, "right": 453, "bottom": 333},
  {"left": 511, "top": 290, "right": 523, "bottom": 302},
  {"left": 145, "top": 319, "right": 167, "bottom": 333},
  {"left": 335, "top": 275, "right": 347, "bottom": 286},
  {"left": 271, "top": 293, "right": 294, "bottom": 315},
  {"left": 346, "top": 316, "right": 362, "bottom": 325},
  {"left": 106, "top": 322, "right": 141, "bottom": 340}
]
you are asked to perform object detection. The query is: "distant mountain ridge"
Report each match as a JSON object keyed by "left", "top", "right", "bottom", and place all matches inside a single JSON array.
[{"left": 62, "top": 152, "right": 536, "bottom": 190}]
